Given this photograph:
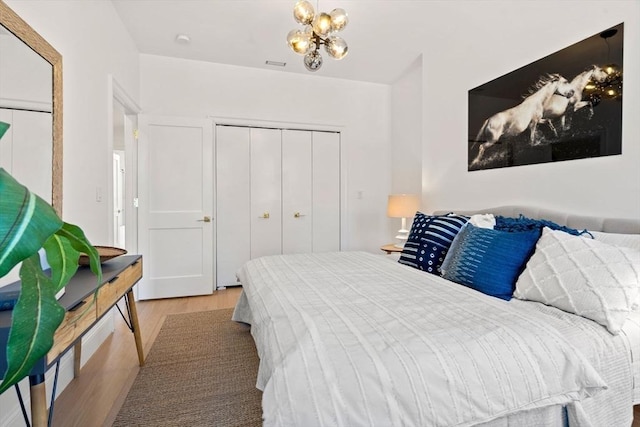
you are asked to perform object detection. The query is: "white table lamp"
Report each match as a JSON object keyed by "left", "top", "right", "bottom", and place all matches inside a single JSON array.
[{"left": 387, "top": 194, "right": 420, "bottom": 248}]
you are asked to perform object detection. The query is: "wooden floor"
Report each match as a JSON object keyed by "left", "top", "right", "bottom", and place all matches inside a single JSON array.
[
  {"left": 51, "top": 287, "right": 243, "bottom": 427},
  {"left": 51, "top": 286, "right": 640, "bottom": 426}
]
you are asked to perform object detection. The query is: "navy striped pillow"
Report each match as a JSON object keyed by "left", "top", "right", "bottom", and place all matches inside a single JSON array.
[{"left": 398, "top": 212, "right": 469, "bottom": 274}]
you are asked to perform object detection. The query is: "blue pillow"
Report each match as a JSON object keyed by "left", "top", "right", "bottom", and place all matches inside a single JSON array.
[
  {"left": 398, "top": 212, "right": 468, "bottom": 274},
  {"left": 494, "top": 214, "right": 592, "bottom": 237},
  {"left": 440, "top": 223, "right": 539, "bottom": 300}
]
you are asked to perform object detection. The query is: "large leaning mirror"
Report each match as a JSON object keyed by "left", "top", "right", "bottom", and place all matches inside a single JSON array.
[{"left": 0, "top": 0, "right": 62, "bottom": 215}]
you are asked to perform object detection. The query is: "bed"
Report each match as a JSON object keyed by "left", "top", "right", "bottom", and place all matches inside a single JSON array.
[{"left": 232, "top": 206, "right": 640, "bottom": 426}]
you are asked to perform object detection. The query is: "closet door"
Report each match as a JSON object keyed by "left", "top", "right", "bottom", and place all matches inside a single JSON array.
[
  {"left": 215, "top": 126, "right": 251, "bottom": 287},
  {"left": 250, "top": 128, "right": 282, "bottom": 258},
  {"left": 282, "top": 130, "right": 312, "bottom": 254},
  {"left": 313, "top": 131, "right": 341, "bottom": 252}
]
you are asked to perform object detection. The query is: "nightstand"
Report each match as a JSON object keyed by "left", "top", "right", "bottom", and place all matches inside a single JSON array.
[{"left": 380, "top": 244, "right": 403, "bottom": 254}]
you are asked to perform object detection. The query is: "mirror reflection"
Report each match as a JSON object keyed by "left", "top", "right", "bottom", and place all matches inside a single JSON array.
[{"left": 0, "top": 24, "right": 53, "bottom": 204}]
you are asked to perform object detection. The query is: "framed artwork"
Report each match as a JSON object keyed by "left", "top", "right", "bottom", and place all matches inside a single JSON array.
[{"left": 468, "top": 23, "right": 623, "bottom": 171}]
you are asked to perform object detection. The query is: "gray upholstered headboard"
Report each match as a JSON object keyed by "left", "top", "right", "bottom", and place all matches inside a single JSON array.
[{"left": 433, "top": 206, "right": 640, "bottom": 234}]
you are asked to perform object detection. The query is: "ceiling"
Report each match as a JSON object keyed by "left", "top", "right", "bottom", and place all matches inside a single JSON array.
[
  {"left": 110, "top": 0, "right": 426, "bottom": 85},
  {"left": 110, "top": 1, "right": 624, "bottom": 89}
]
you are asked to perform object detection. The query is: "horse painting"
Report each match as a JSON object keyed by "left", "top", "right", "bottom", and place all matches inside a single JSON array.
[
  {"left": 540, "top": 65, "right": 609, "bottom": 136},
  {"left": 471, "top": 74, "right": 575, "bottom": 167}
]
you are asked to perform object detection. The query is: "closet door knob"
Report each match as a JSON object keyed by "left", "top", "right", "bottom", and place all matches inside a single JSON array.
[
  {"left": 260, "top": 212, "right": 270, "bottom": 219},
  {"left": 197, "top": 216, "right": 212, "bottom": 222},
  {"left": 293, "top": 212, "right": 306, "bottom": 218}
]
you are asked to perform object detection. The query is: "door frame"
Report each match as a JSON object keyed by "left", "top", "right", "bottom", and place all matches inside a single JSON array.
[
  {"left": 107, "top": 75, "right": 141, "bottom": 249},
  {"left": 211, "top": 116, "right": 347, "bottom": 264}
]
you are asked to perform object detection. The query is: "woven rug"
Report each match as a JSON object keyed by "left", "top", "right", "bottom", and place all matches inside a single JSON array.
[{"left": 113, "top": 309, "right": 262, "bottom": 426}]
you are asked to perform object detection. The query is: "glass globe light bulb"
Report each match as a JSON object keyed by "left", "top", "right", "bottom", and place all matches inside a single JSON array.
[
  {"left": 287, "top": 29, "right": 312, "bottom": 55},
  {"left": 303, "top": 25, "right": 313, "bottom": 37},
  {"left": 304, "top": 50, "right": 323, "bottom": 72},
  {"left": 325, "top": 36, "right": 348, "bottom": 60},
  {"left": 312, "top": 13, "right": 332, "bottom": 37},
  {"left": 329, "top": 8, "right": 348, "bottom": 32},
  {"left": 293, "top": 1, "right": 315, "bottom": 25}
]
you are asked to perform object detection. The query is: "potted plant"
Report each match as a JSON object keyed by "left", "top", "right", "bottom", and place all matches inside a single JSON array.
[{"left": 0, "top": 121, "right": 101, "bottom": 394}]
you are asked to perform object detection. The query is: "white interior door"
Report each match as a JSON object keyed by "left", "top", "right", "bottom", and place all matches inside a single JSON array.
[
  {"left": 250, "top": 128, "right": 282, "bottom": 259},
  {"left": 313, "top": 131, "right": 341, "bottom": 252},
  {"left": 112, "top": 151, "right": 125, "bottom": 247},
  {"left": 138, "top": 115, "right": 214, "bottom": 299},
  {"left": 215, "top": 125, "right": 251, "bottom": 287},
  {"left": 282, "top": 130, "right": 312, "bottom": 254}
]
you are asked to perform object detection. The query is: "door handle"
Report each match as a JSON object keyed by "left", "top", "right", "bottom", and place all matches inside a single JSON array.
[
  {"left": 197, "top": 216, "right": 212, "bottom": 222},
  {"left": 260, "top": 212, "right": 270, "bottom": 219},
  {"left": 293, "top": 212, "right": 306, "bottom": 218}
]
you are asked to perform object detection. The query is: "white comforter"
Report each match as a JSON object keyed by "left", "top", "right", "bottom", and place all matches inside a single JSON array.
[{"left": 233, "top": 252, "right": 633, "bottom": 426}]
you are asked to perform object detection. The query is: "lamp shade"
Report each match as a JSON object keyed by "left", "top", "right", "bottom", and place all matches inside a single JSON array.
[{"left": 387, "top": 194, "right": 419, "bottom": 218}]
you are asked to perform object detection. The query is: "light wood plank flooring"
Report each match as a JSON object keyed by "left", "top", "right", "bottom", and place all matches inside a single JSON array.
[
  {"left": 52, "top": 287, "right": 243, "bottom": 427},
  {"left": 51, "top": 286, "right": 640, "bottom": 426}
]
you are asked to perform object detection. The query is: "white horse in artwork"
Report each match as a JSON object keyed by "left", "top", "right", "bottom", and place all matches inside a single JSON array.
[
  {"left": 471, "top": 74, "right": 574, "bottom": 167},
  {"left": 540, "top": 65, "right": 609, "bottom": 136}
]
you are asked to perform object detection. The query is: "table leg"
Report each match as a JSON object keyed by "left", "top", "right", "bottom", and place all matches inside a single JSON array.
[
  {"left": 126, "top": 289, "right": 145, "bottom": 366},
  {"left": 29, "top": 375, "right": 47, "bottom": 427},
  {"left": 73, "top": 342, "right": 82, "bottom": 378}
]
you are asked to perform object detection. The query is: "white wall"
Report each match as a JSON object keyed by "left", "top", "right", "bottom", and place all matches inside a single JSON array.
[
  {"left": 140, "top": 54, "right": 392, "bottom": 251},
  {"left": 389, "top": 55, "right": 423, "bottom": 239},
  {"left": 391, "top": 55, "right": 423, "bottom": 196},
  {"left": 1, "top": 1, "right": 140, "bottom": 425},
  {"left": 421, "top": 0, "right": 640, "bottom": 219}
]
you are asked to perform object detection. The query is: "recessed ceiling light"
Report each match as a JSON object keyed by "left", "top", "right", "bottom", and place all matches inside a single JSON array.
[
  {"left": 265, "top": 60, "right": 286, "bottom": 67},
  {"left": 175, "top": 34, "right": 190, "bottom": 44}
]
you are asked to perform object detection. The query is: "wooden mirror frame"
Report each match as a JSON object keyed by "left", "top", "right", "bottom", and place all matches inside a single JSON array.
[{"left": 0, "top": 0, "right": 63, "bottom": 215}]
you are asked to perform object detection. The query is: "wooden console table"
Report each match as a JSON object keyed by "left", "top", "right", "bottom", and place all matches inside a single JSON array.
[{"left": 0, "top": 255, "right": 144, "bottom": 427}]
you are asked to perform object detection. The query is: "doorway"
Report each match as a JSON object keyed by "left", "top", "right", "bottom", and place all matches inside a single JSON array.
[{"left": 108, "top": 76, "right": 140, "bottom": 255}]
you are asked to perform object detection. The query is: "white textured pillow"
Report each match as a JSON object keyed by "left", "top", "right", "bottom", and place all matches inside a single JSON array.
[
  {"left": 468, "top": 213, "right": 495, "bottom": 229},
  {"left": 590, "top": 230, "right": 640, "bottom": 250},
  {"left": 589, "top": 231, "right": 640, "bottom": 311},
  {"left": 515, "top": 227, "right": 640, "bottom": 334}
]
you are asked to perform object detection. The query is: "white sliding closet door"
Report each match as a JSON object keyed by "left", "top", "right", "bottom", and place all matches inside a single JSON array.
[
  {"left": 282, "top": 130, "right": 312, "bottom": 254},
  {"left": 313, "top": 131, "right": 341, "bottom": 252},
  {"left": 216, "top": 126, "right": 251, "bottom": 287},
  {"left": 250, "top": 128, "right": 282, "bottom": 259},
  {"left": 138, "top": 116, "right": 214, "bottom": 299}
]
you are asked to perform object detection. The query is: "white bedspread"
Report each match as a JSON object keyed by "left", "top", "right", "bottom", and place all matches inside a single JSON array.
[
  {"left": 621, "top": 311, "right": 640, "bottom": 403},
  {"left": 233, "top": 252, "right": 633, "bottom": 426}
]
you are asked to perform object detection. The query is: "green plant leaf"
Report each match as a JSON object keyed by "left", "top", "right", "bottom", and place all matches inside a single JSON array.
[
  {"left": 55, "top": 223, "right": 102, "bottom": 283},
  {"left": 0, "top": 121, "right": 9, "bottom": 140},
  {"left": 43, "top": 234, "right": 81, "bottom": 293},
  {"left": 0, "top": 254, "right": 65, "bottom": 394},
  {"left": 0, "top": 168, "right": 63, "bottom": 278}
]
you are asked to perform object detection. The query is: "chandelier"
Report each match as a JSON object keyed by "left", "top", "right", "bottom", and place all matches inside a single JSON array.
[
  {"left": 585, "top": 28, "right": 623, "bottom": 103},
  {"left": 286, "top": 1, "right": 349, "bottom": 72}
]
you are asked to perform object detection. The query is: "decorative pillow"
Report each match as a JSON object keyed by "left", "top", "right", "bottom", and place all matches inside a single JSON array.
[
  {"left": 468, "top": 213, "right": 495, "bottom": 229},
  {"left": 515, "top": 227, "right": 640, "bottom": 334},
  {"left": 495, "top": 214, "right": 591, "bottom": 237},
  {"left": 590, "top": 230, "right": 640, "bottom": 250},
  {"left": 440, "top": 223, "right": 539, "bottom": 300},
  {"left": 398, "top": 212, "right": 468, "bottom": 274},
  {"left": 590, "top": 231, "right": 640, "bottom": 311}
]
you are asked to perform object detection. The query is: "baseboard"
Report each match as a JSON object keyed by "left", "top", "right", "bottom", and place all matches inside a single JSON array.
[{"left": 0, "top": 311, "right": 115, "bottom": 427}]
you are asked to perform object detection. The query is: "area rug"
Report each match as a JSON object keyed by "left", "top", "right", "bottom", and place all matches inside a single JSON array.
[{"left": 113, "top": 308, "right": 262, "bottom": 426}]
